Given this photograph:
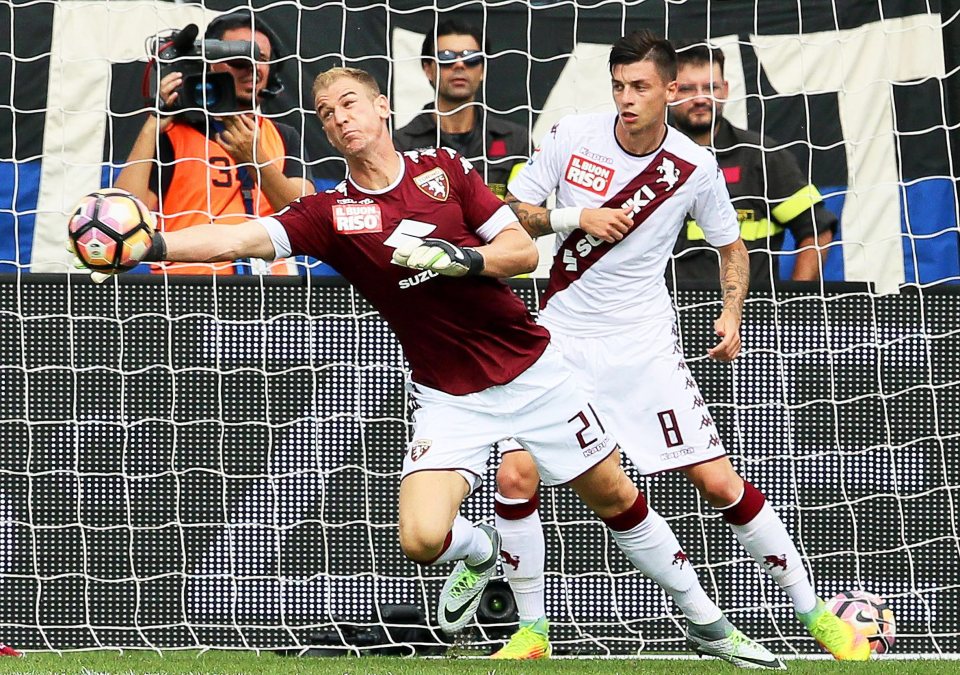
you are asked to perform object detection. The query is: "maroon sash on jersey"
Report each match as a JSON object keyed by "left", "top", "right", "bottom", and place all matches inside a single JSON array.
[{"left": 540, "top": 149, "right": 697, "bottom": 310}]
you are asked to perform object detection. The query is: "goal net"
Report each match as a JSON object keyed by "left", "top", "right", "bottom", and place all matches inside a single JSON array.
[{"left": 0, "top": 0, "right": 958, "bottom": 657}]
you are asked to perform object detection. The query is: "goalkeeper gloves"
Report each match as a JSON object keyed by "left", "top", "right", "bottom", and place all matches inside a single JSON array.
[
  {"left": 392, "top": 237, "right": 484, "bottom": 277},
  {"left": 66, "top": 240, "right": 113, "bottom": 284},
  {"left": 67, "top": 233, "right": 167, "bottom": 284}
]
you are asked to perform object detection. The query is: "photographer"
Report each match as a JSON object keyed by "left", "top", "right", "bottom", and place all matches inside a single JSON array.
[{"left": 116, "top": 11, "right": 314, "bottom": 274}]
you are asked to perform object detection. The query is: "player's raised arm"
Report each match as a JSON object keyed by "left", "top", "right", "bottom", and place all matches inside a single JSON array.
[{"left": 68, "top": 188, "right": 279, "bottom": 282}]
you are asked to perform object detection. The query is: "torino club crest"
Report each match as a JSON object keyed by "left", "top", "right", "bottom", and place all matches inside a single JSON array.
[
  {"left": 409, "top": 439, "right": 432, "bottom": 462},
  {"left": 413, "top": 168, "right": 450, "bottom": 201}
]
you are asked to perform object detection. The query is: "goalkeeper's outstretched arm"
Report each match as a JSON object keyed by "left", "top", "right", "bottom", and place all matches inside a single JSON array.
[{"left": 151, "top": 220, "right": 277, "bottom": 264}]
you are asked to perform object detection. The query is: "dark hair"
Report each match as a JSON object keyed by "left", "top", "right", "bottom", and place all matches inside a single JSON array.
[
  {"left": 205, "top": 10, "right": 286, "bottom": 61},
  {"left": 420, "top": 17, "right": 490, "bottom": 64},
  {"left": 675, "top": 41, "right": 726, "bottom": 77},
  {"left": 608, "top": 29, "right": 676, "bottom": 83}
]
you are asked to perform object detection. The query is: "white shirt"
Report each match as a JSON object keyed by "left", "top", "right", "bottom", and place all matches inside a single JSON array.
[{"left": 509, "top": 112, "right": 739, "bottom": 337}]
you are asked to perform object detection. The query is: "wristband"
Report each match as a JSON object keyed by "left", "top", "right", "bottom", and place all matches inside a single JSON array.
[
  {"left": 462, "top": 246, "right": 485, "bottom": 276},
  {"left": 143, "top": 232, "right": 167, "bottom": 262},
  {"left": 549, "top": 207, "right": 583, "bottom": 234}
]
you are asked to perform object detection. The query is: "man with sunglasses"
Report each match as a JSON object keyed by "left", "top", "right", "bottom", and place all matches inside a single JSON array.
[
  {"left": 394, "top": 18, "right": 529, "bottom": 198},
  {"left": 116, "top": 10, "right": 315, "bottom": 274}
]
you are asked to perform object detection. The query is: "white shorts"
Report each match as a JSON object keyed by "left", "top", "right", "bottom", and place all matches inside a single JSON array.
[
  {"left": 533, "top": 320, "right": 726, "bottom": 475},
  {"left": 401, "top": 343, "right": 616, "bottom": 491}
]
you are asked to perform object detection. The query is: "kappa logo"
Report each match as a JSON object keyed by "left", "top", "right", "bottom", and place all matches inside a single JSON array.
[
  {"left": 656, "top": 156, "right": 681, "bottom": 191},
  {"left": 659, "top": 446, "right": 694, "bottom": 462},
  {"left": 577, "top": 146, "right": 614, "bottom": 165},
  {"left": 409, "top": 439, "right": 432, "bottom": 462},
  {"left": 414, "top": 167, "right": 450, "bottom": 201},
  {"left": 501, "top": 549, "right": 520, "bottom": 571},
  {"left": 672, "top": 550, "right": 689, "bottom": 569},
  {"left": 763, "top": 554, "right": 788, "bottom": 571},
  {"left": 325, "top": 180, "right": 348, "bottom": 195},
  {"left": 527, "top": 145, "right": 542, "bottom": 166}
]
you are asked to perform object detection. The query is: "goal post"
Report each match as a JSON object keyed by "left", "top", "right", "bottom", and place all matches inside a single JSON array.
[{"left": 0, "top": 0, "right": 958, "bottom": 657}]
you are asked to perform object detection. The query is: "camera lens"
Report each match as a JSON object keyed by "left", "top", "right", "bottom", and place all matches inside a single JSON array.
[
  {"left": 190, "top": 80, "right": 219, "bottom": 109},
  {"left": 477, "top": 580, "right": 517, "bottom": 623}
]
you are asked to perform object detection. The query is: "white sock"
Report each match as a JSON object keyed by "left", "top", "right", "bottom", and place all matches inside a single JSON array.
[
  {"left": 431, "top": 515, "right": 493, "bottom": 567},
  {"left": 726, "top": 498, "right": 817, "bottom": 614},
  {"left": 609, "top": 505, "right": 722, "bottom": 625},
  {"left": 495, "top": 493, "right": 546, "bottom": 622}
]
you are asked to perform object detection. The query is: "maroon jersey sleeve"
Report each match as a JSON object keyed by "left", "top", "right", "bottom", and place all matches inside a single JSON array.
[
  {"left": 444, "top": 149, "right": 510, "bottom": 236},
  {"left": 273, "top": 193, "right": 333, "bottom": 260}
]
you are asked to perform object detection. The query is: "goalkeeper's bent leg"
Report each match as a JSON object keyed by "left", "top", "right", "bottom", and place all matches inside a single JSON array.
[
  {"left": 398, "top": 470, "right": 490, "bottom": 565},
  {"left": 421, "top": 514, "right": 496, "bottom": 566}
]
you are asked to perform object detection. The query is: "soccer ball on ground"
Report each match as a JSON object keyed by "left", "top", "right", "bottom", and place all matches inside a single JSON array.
[
  {"left": 826, "top": 590, "right": 896, "bottom": 654},
  {"left": 67, "top": 188, "right": 155, "bottom": 271}
]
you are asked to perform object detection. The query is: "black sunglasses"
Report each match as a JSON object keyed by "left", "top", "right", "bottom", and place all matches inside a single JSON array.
[{"left": 436, "top": 49, "right": 484, "bottom": 67}]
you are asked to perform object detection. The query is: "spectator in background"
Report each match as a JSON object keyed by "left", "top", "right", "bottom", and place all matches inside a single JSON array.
[
  {"left": 668, "top": 42, "right": 836, "bottom": 286},
  {"left": 116, "top": 10, "right": 314, "bottom": 275},
  {"left": 394, "top": 18, "right": 529, "bottom": 198}
]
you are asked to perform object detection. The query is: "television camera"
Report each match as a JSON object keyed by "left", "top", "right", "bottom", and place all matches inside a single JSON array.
[{"left": 144, "top": 23, "right": 263, "bottom": 121}]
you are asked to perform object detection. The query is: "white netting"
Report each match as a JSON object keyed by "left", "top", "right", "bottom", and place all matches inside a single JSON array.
[{"left": 0, "top": 0, "right": 958, "bottom": 658}]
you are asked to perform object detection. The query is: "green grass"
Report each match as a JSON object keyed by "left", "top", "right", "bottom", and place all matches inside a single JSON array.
[{"left": 0, "top": 652, "right": 954, "bottom": 675}]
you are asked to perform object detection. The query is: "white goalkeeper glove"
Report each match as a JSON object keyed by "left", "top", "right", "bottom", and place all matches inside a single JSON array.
[
  {"left": 391, "top": 237, "right": 485, "bottom": 277},
  {"left": 66, "top": 232, "right": 166, "bottom": 284}
]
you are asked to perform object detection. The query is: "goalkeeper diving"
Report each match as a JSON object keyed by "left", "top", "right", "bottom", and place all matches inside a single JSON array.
[{"left": 72, "top": 63, "right": 823, "bottom": 668}]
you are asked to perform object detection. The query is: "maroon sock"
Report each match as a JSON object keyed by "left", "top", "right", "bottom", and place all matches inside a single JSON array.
[
  {"left": 602, "top": 491, "right": 649, "bottom": 532},
  {"left": 494, "top": 492, "right": 540, "bottom": 520},
  {"left": 720, "top": 481, "right": 766, "bottom": 526}
]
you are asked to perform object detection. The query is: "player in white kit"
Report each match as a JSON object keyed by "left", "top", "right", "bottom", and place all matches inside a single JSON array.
[{"left": 490, "top": 31, "right": 869, "bottom": 664}]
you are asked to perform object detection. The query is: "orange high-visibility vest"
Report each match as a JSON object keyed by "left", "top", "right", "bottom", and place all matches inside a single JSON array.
[{"left": 154, "top": 118, "right": 290, "bottom": 275}]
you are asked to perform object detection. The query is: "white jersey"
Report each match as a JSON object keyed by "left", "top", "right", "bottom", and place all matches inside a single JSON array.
[{"left": 509, "top": 112, "right": 739, "bottom": 336}]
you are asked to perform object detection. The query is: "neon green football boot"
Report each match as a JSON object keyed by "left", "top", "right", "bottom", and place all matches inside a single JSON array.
[
  {"left": 491, "top": 618, "right": 551, "bottom": 660},
  {"left": 799, "top": 599, "right": 870, "bottom": 661}
]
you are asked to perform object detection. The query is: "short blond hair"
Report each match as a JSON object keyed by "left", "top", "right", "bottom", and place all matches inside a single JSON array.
[{"left": 312, "top": 66, "right": 381, "bottom": 101}]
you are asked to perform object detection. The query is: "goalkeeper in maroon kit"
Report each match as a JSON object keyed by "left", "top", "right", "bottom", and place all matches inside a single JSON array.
[{"left": 77, "top": 66, "right": 778, "bottom": 655}]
